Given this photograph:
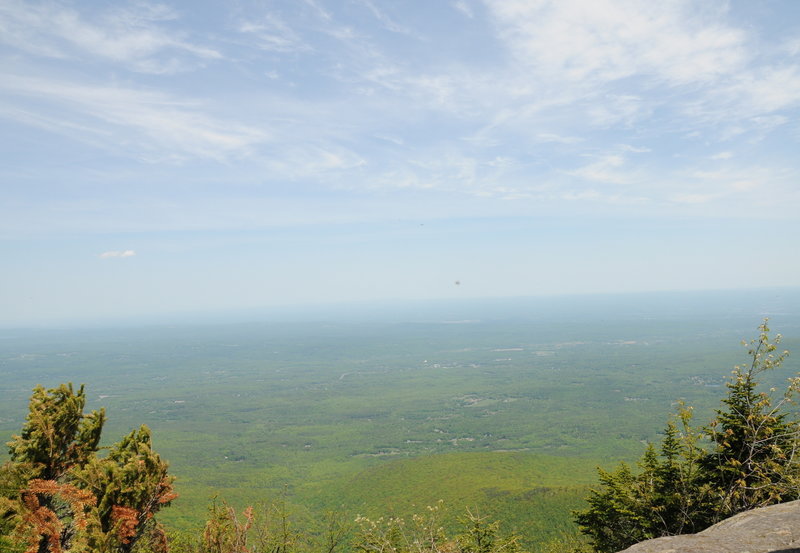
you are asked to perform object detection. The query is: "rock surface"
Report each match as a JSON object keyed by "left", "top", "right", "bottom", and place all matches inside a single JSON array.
[{"left": 619, "top": 500, "right": 800, "bottom": 553}]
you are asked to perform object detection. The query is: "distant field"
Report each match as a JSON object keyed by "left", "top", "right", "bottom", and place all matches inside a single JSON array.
[{"left": 1, "top": 290, "right": 798, "bottom": 549}]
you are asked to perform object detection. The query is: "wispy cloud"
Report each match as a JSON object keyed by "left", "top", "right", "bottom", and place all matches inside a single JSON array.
[
  {"left": 262, "top": 145, "right": 366, "bottom": 180},
  {"left": 238, "top": 15, "right": 310, "bottom": 53},
  {"left": 471, "top": 0, "right": 800, "bottom": 144},
  {"left": 484, "top": 1, "right": 747, "bottom": 86},
  {"left": 785, "top": 37, "right": 800, "bottom": 57},
  {"left": 569, "top": 154, "right": 635, "bottom": 185},
  {"left": 536, "top": 133, "right": 583, "bottom": 144},
  {"left": 452, "top": 1, "right": 475, "bottom": 19},
  {"left": 356, "top": 0, "right": 416, "bottom": 36},
  {"left": 670, "top": 193, "right": 718, "bottom": 205},
  {"left": 587, "top": 95, "right": 647, "bottom": 128},
  {"left": 0, "top": 74, "right": 266, "bottom": 162},
  {"left": 0, "top": 0, "right": 221, "bottom": 73},
  {"left": 723, "top": 66, "right": 800, "bottom": 115},
  {"left": 0, "top": 0, "right": 798, "bottom": 228},
  {"left": 619, "top": 144, "right": 651, "bottom": 153},
  {"left": 99, "top": 250, "right": 136, "bottom": 258},
  {"left": 300, "top": 0, "right": 333, "bottom": 22}
]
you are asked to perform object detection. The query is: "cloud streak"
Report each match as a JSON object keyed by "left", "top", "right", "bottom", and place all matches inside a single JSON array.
[
  {"left": 238, "top": 15, "right": 311, "bottom": 53},
  {"left": 0, "top": 0, "right": 221, "bottom": 73},
  {"left": 99, "top": 250, "right": 136, "bottom": 258},
  {"left": 0, "top": 74, "right": 266, "bottom": 162}
]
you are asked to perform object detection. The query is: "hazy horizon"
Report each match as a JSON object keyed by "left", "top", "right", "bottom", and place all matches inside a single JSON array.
[{"left": 2, "top": 286, "right": 798, "bottom": 331}]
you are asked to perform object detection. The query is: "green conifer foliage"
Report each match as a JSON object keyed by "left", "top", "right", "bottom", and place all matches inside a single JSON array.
[
  {"left": 573, "top": 462, "right": 650, "bottom": 553},
  {"left": 1, "top": 384, "right": 175, "bottom": 553},
  {"left": 575, "top": 321, "right": 800, "bottom": 553},
  {"left": 701, "top": 320, "right": 800, "bottom": 519},
  {"left": 7, "top": 384, "right": 105, "bottom": 481},
  {"left": 72, "top": 426, "right": 177, "bottom": 552}
]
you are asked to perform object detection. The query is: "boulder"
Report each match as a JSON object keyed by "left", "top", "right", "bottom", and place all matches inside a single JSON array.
[{"left": 619, "top": 500, "right": 800, "bottom": 553}]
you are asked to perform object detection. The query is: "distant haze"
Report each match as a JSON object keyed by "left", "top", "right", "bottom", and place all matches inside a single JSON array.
[{"left": 3, "top": 288, "right": 799, "bottom": 331}]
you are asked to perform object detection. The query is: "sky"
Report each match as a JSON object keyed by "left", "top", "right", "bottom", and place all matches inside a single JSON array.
[{"left": 1, "top": 0, "right": 800, "bottom": 326}]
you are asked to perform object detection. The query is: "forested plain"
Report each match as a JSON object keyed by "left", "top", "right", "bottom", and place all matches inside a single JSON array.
[{"left": 1, "top": 290, "right": 799, "bottom": 550}]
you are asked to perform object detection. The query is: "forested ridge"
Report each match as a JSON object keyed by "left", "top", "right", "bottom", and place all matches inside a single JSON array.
[{"left": 2, "top": 321, "right": 799, "bottom": 553}]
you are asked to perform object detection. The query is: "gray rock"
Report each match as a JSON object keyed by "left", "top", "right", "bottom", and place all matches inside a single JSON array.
[{"left": 619, "top": 500, "right": 800, "bottom": 553}]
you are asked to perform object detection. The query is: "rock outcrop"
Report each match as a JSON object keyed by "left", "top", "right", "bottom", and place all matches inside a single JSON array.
[{"left": 619, "top": 500, "right": 800, "bottom": 553}]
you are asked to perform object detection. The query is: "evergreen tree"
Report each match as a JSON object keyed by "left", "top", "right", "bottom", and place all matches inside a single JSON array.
[
  {"left": 573, "top": 461, "right": 651, "bottom": 553},
  {"left": 575, "top": 321, "right": 800, "bottom": 552},
  {"left": 7, "top": 384, "right": 104, "bottom": 481},
  {"left": 649, "top": 413, "right": 712, "bottom": 534},
  {"left": 72, "top": 426, "right": 177, "bottom": 552},
  {"left": 0, "top": 383, "right": 176, "bottom": 553},
  {"left": 700, "top": 320, "right": 800, "bottom": 520}
]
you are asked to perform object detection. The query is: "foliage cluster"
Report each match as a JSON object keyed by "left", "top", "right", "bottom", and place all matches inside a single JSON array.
[
  {"left": 166, "top": 499, "right": 315, "bottom": 553},
  {"left": 0, "top": 384, "right": 176, "bottom": 553},
  {"left": 351, "top": 501, "right": 525, "bottom": 553},
  {"left": 165, "top": 500, "right": 527, "bottom": 553},
  {"left": 575, "top": 321, "right": 800, "bottom": 552}
]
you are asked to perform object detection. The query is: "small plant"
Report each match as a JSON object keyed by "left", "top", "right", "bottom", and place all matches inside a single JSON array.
[
  {"left": 353, "top": 501, "right": 525, "bottom": 553},
  {"left": 167, "top": 499, "right": 348, "bottom": 553}
]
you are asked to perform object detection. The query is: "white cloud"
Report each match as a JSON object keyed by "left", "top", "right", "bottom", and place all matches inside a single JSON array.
[
  {"left": 0, "top": 74, "right": 267, "bottom": 162},
  {"left": 356, "top": 0, "right": 415, "bottom": 35},
  {"left": 0, "top": 0, "right": 221, "bottom": 73},
  {"left": 711, "top": 151, "right": 733, "bottom": 160},
  {"left": 1, "top": 0, "right": 798, "bottom": 225},
  {"left": 348, "top": 148, "right": 530, "bottom": 198},
  {"left": 238, "top": 16, "right": 310, "bottom": 53},
  {"left": 99, "top": 250, "right": 136, "bottom": 258},
  {"left": 562, "top": 190, "right": 601, "bottom": 201},
  {"left": 679, "top": 68, "right": 800, "bottom": 132},
  {"left": 784, "top": 37, "right": 800, "bottom": 57},
  {"left": 536, "top": 133, "right": 582, "bottom": 144},
  {"left": 619, "top": 144, "right": 650, "bottom": 153},
  {"left": 659, "top": 163, "right": 799, "bottom": 213},
  {"left": 750, "top": 115, "right": 789, "bottom": 131},
  {"left": 726, "top": 66, "right": 800, "bottom": 114},
  {"left": 586, "top": 95, "right": 647, "bottom": 127},
  {"left": 686, "top": 165, "right": 783, "bottom": 194},
  {"left": 452, "top": 1, "right": 475, "bottom": 19},
  {"left": 569, "top": 154, "right": 634, "bottom": 185},
  {"left": 403, "top": 75, "right": 459, "bottom": 109},
  {"left": 670, "top": 193, "right": 717, "bottom": 205},
  {"left": 300, "top": 0, "right": 333, "bottom": 22},
  {"left": 262, "top": 145, "right": 366, "bottom": 180},
  {"left": 374, "top": 134, "right": 405, "bottom": 146},
  {"left": 484, "top": 0, "right": 747, "bottom": 86},
  {"left": 470, "top": 0, "right": 800, "bottom": 161}
]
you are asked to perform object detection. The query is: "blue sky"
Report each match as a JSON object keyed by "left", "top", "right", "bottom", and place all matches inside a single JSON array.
[{"left": 1, "top": 0, "right": 800, "bottom": 326}]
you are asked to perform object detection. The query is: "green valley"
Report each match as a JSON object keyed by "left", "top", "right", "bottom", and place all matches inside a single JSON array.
[{"left": 1, "top": 290, "right": 798, "bottom": 550}]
